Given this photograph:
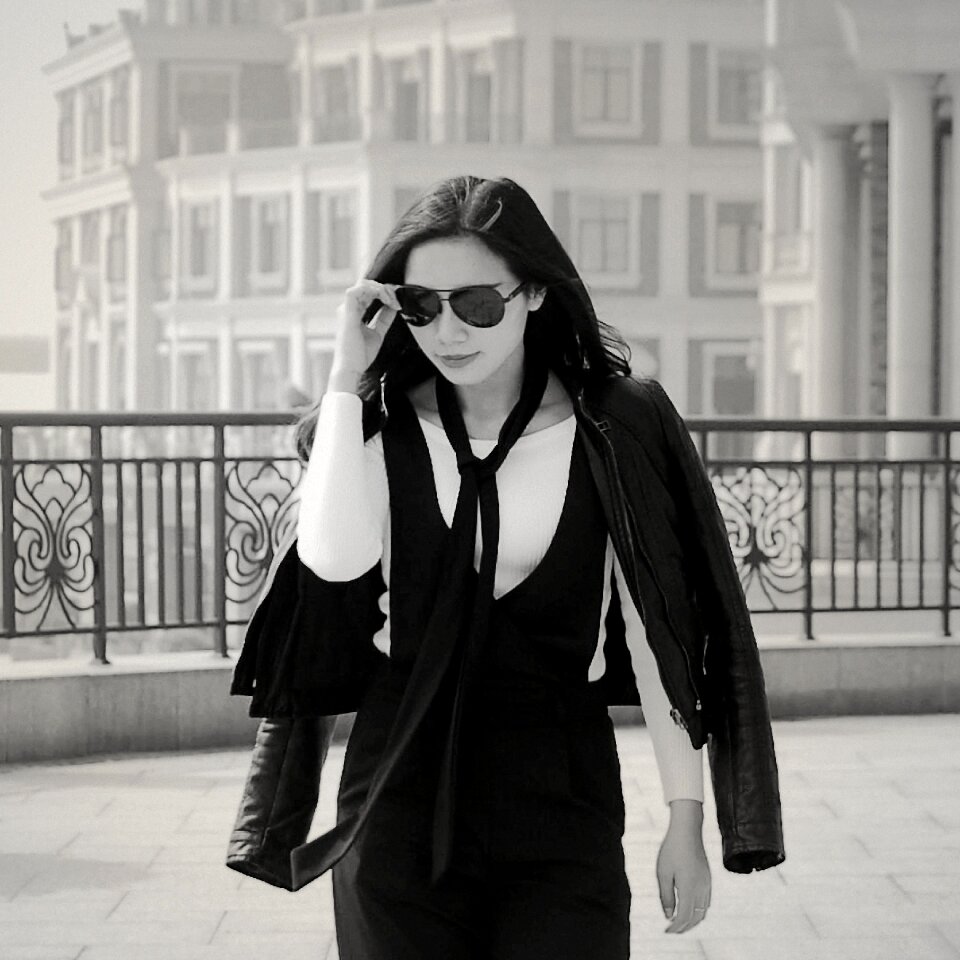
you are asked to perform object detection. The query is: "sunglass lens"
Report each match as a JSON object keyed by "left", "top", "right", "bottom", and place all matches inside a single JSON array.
[
  {"left": 397, "top": 287, "right": 440, "bottom": 326},
  {"left": 451, "top": 287, "right": 504, "bottom": 327}
]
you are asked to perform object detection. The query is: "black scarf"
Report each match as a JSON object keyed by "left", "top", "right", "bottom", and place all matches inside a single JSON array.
[{"left": 291, "top": 350, "right": 549, "bottom": 888}]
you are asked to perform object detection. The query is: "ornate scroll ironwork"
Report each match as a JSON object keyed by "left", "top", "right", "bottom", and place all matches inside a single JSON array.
[
  {"left": 224, "top": 458, "right": 302, "bottom": 610},
  {"left": 708, "top": 464, "right": 806, "bottom": 610},
  {"left": 11, "top": 463, "right": 95, "bottom": 633}
]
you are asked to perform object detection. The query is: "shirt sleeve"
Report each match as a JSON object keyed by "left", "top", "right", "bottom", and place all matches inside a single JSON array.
[
  {"left": 612, "top": 554, "right": 704, "bottom": 806},
  {"left": 295, "top": 391, "right": 389, "bottom": 581}
]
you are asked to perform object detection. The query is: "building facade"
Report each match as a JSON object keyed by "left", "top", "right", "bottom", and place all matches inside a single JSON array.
[
  {"left": 761, "top": 0, "right": 960, "bottom": 456},
  {"left": 44, "top": 0, "right": 766, "bottom": 422}
]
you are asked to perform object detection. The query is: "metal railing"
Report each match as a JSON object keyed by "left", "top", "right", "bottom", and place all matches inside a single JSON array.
[
  {"left": 1, "top": 412, "right": 958, "bottom": 664},
  {"left": 0, "top": 413, "right": 302, "bottom": 664}
]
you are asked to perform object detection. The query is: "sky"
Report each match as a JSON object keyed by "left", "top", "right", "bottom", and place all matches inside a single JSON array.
[{"left": 0, "top": 0, "right": 129, "bottom": 338}]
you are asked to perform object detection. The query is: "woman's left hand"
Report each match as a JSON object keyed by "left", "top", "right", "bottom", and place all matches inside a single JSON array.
[{"left": 656, "top": 799, "right": 712, "bottom": 934}]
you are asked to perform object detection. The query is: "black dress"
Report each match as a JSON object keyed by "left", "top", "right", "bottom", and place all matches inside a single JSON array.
[{"left": 332, "top": 394, "right": 631, "bottom": 960}]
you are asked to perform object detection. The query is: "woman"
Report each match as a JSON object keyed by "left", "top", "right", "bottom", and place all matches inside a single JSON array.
[{"left": 272, "top": 175, "right": 781, "bottom": 958}]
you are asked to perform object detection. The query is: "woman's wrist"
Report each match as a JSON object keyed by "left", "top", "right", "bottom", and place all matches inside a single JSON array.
[
  {"left": 328, "top": 366, "right": 363, "bottom": 395},
  {"left": 667, "top": 798, "right": 704, "bottom": 831}
]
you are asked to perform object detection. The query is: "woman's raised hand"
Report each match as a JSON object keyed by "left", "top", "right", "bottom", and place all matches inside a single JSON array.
[{"left": 328, "top": 279, "right": 402, "bottom": 394}]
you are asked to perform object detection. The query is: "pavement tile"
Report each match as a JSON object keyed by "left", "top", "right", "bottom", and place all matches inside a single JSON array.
[
  {"left": 937, "top": 922, "right": 960, "bottom": 952},
  {"left": 77, "top": 947, "right": 329, "bottom": 960},
  {"left": 0, "top": 917, "right": 222, "bottom": 946},
  {"left": 1, "top": 715, "right": 959, "bottom": 960},
  {"left": 4, "top": 950, "right": 84, "bottom": 960},
  {"left": 702, "top": 939, "right": 959, "bottom": 960}
]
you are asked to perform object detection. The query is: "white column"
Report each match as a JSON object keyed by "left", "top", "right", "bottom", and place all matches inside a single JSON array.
[
  {"left": 218, "top": 174, "right": 234, "bottom": 302},
  {"left": 357, "top": 37, "right": 377, "bottom": 142},
  {"left": 519, "top": 28, "right": 551, "bottom": 146},
  {"left": 218, "top": 321, "right": 234, "bottom": 411},
  {"left": 170, "top": 322, "right": 180, "bottom": 411},
  {"left": 950, "top": 76, "right": 960, "bottom": 417},
  {"left": 98, "top": 207, "right": 112, "bottom": 410},
  {"left": 170, "top": 178, "right": 181, "bottom": 302},
  {"left": 809, "top": 129, "right": 849, "bottom": 424},
  {"left": 290, "top": 313, "right": 308, "bottom": 395},
  {"left": 887, "top": 73, "right": 935, "bottom": 457},
  {"left": 428, "top": 28, "right": 449, "bottom": 145},
  {"left": 290, "top": 164, "right": 307, "bottom": 298},
  {"left": 298, "top": 37, "right": 313, "bottom": 147},
  {"left": 70, "top": 304, "right": 83, "bottom": 410},
  {"left": 103, "top": 72, "right": 115, "bottom": 169}
]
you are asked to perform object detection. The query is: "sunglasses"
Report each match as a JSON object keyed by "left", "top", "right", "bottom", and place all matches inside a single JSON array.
[{"left": 394, "top": 281, "right": 527, "bottom": 328}]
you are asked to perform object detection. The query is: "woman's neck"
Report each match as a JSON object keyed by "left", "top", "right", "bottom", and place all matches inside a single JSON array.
[{"left": 450, "top": 346, "right": 525, "bottom": 430}]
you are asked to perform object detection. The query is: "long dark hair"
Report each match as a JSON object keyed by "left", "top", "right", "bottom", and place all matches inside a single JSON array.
[{"left": 294, "top": 175, "right": 631, "bottom": 461}]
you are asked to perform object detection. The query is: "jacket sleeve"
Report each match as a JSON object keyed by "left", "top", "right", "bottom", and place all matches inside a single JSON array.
[{"left": 645, "top": 378, "right": 785, "bottom": 873}]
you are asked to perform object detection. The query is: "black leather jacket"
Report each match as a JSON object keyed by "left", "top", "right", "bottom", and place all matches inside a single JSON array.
[{"left": 229, "top": 375, "right": 785, "bottom": 883}]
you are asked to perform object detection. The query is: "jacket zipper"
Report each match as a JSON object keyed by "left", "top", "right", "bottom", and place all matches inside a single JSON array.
[{"left": 575, "top": 390, "right": 702, "bottom": 729}]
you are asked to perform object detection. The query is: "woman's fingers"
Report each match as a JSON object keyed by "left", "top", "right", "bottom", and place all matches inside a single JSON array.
[{"left": 665, "top": 877, "right": 711, "bottom": 934}]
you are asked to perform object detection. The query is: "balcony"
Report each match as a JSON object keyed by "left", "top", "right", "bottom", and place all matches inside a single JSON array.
[
  {"left": 764, "top": 230, "right": 812, "bottom": 277},
  {"left": 312, "top": 114, "right": 363, "bottom": 144},
  {"left": 170, "top": 118, "right": 298, "bottom": 157}
]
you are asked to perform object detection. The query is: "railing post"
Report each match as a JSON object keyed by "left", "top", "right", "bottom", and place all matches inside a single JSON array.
[
  {"left": 803, "top": 427, "right": 814, "bottom": 640},
  {"left": 1, "top": 423, "right": 16, "bottom": 639},
  {"left": 943, "top": 427, "right": 952, "bottom": 637},
  {"left": 213, "top": 423, "right": 228, "bottom": 657},
  {"left": 89, "top": 425, "right": 109, "bottom": 664}
]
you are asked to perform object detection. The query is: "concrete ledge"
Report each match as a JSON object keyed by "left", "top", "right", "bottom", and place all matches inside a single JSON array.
[{"left": 2, "top": 637, "right": 959, "bottom": 765}]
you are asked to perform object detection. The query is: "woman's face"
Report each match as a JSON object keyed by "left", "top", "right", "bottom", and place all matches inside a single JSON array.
[{"left": 403, "top": 235, "right": 544, "bottom": 389}]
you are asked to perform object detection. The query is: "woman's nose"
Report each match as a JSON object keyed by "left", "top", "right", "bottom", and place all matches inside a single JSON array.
[{"left": 434, "top": 301, "right": 468, "bottom": 344}]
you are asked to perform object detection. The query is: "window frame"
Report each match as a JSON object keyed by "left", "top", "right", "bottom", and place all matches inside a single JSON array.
[
  {"left": 571, "top": 191, "right": 641, "bottom": 289},
  {"left": 707, "top": 46, "right": 763, "bottom": 141},
  {"left": 702, "top": 340, "right": 758, "bottom": 416},
  {"left": 168, "top": 63, "right": 238, "bottom": 155},
  {"left": 237, "top": 340, "right": 282, "bottom": 411},
  {"left": 571, "top": 41, "right": 643, "bottom": 139},
  {"left": 705, "top": 195, "right": 761, "bottom": 291},
  {"left": 182, "top": 200, "right": 218, "bottom": 295},
  {"left": 317, "top": 189, "right": 356, "bottom": 287},
  {"left": 250, "top": 194, "right": 289, "bottom": 292},
  {"left": 81, "top": 81, "right": 105, "bottom": 168},
  {"left": 177, "top": 342, "right": 217, "bottom": 411}
]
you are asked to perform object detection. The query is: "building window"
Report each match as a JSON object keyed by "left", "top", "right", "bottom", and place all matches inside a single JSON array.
[
  {"left": 252, "top": 195, "right": 288, "bottom": 289},
  {"left": 80, "top": 212, "right": 100, "bottom": 267},
  {"left": 107, "top": 206, "right": 128, "bottom": 286},
  {"left": 703, "top": 345, "right": 757, "bottom": 458},
  {"left": 55, "top": 221, "right": 74, "bottom": 306},
  {"left": 58, "top": 92, "right": 76, "bottom": 176},
  {"left": 180, "top": 349, "right": 215, "bottom": 411},
  {"left": 183, "top": 201, "right": 218, "bottom": 294},
  {"left": 714, "top": 201, "right": 761, "bottom": 278},
  {"left": 392, "top": 57, "right": 426, "bottom": 142},
  {"left": 111, "top": 332, "right": 127, "bottom": 410},
  {"left": 463, "top": 50, "right": 492, "bottom": 143},
  {"left": 82, "top": 83, "right": 104, "bottom": 167},
  {"left": 326, "top": 193, "right": 354, "bottom": 272},
  {"left": 313, "top": 63, "right": 360, "bottom": 142},
  {"left": 239, "top": 348, "right": 280, "bottom": 410},
  {"left": 575, "top": 194, "right": 636, "bottom": 283},
  {"left": 173, "top": 69, "right": 233, "bottom": 154},
  {"left": 710, "top": 49, "right": 762, "bottom": 138},
  {"left": 153, "top": 202, "right": 172, "bottom": 297},
  {"left": 110, "top": 67, "right": 130, "bottom": 155},
  {"left": 572, "top": 43, "right": 642, "bottom": 137}
]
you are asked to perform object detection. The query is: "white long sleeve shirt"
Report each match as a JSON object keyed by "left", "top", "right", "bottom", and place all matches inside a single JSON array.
[{"left": 297, "top": 391, "right": 703, "bottom": 806}]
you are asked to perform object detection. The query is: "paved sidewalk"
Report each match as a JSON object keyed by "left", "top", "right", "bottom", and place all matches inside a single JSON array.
[{"left": 1, "top": 714, "right": 959, "bottom": 960}]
